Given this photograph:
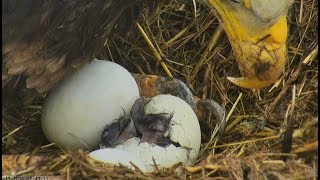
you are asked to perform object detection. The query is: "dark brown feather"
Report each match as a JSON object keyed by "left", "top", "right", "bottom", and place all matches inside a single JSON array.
[{"left": 2, "top": 0, "right": 159, "bottom": 105}]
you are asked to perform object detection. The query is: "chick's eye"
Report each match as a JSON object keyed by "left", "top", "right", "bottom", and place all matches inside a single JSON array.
[{"left": 230, "top": 0, "right": 241, "bottom": 3}]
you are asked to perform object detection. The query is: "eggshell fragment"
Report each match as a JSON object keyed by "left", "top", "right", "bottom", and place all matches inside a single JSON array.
[
  {"left": 115, "top": 137, "right": 194, "bottom": 172},
  {"left": 89, "top": 148, "right": 147, "bottom": 172},
  {"left": 41, "top": 60, "right": 139, "bottom": 150},
  {"left": 144, "top": 94, "right": 201, "bottom": 153}
]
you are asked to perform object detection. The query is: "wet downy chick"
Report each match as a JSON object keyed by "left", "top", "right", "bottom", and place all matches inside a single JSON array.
[
  {"left": 130, "top": 98, "right": 175, "bottom": 146},
  {"left": 101, "top": 97, "right": 177, "bottom": 148},
  {"left": 101, "top": 114, "right": 137, "bottom": 147}
]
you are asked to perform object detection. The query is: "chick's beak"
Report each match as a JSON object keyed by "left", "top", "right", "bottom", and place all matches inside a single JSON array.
[{"left": 208, "top": 0, "right": 293, "bottom": 89}]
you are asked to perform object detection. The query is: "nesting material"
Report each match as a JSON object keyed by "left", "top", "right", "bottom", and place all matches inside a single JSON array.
[{"left": 2, "top": 0, "right": 317, "bottom": 179}]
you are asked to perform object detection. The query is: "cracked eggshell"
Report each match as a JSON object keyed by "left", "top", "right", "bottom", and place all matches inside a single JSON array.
[
  {"left": 89, "top": 148, "right": 147, "bottom": 172},
  {"left": 145, "top": 94, "right": 201, "bottom": 153},
  {"left": 115, "top": 137, "right": 193, "bottom": 172},
  {"left": 41, "top": 60, "right": 139, "bottom": 150},
  {"left": 115, "top": 94, "right": 201, "bottom": 172}
]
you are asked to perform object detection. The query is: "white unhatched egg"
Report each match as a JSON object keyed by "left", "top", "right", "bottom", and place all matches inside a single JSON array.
[
  {"left": 41, "top": 60, "right": 139, "bottom": 150},
  {"left": 114, "top": 94, "right": 201, "bottom": 172}
]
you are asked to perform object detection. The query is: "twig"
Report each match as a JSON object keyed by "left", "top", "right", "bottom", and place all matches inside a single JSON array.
[
  {"left": 281, "top": 85, "right": 297, "bottom": 161},
  {"left": 211, "top": 135, "right": 281, "bottom": 149},
  {"left": 136, "top": 22, "right": 173, "bottom": 78},
  {"left": 189, "top": 25, "right": 223, "bottom": 83},
  {"left": 225, "top": 93, "right": 243, "bottom": 123},
  {"left": 2, "top": 126, "right": 24, "bottom": 141}
]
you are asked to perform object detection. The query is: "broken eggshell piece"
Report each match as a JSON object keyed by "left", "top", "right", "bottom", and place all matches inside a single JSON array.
[
  {"left": 114, "top": 137, "right": 194, "bottom": 172},
  {"left": 41, "top": 60, "right": 139, "bottom": 150},
  {"left": 89, "top": 148, "right": 147, "bottom": 172},
  {"left": 114, "top": 94, "right": 201, "bottom": 172},
  {"left": 144, "top": 94, "right": 201, "bottom": 152}
]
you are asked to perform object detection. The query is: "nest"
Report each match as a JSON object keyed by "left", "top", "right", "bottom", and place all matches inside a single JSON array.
[{"left": 2, "top": 0, "right": 318, "bottom": 179}]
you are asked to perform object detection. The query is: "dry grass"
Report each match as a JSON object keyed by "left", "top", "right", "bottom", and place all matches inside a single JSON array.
[{"left": 2, "top": 0, "right": 318, "bottom": 179}]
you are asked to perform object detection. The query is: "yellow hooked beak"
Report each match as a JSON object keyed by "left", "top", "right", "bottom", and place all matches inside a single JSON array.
[{"left": 208, "top": 0, "right": 293, "bottom": 89}]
